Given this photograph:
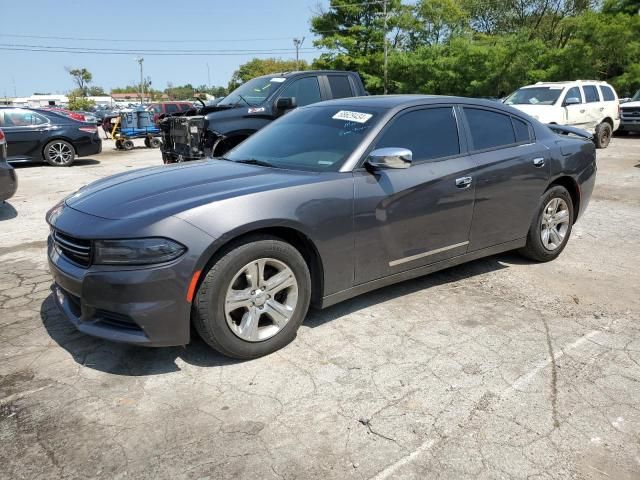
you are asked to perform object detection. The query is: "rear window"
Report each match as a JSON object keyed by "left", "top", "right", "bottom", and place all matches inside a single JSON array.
[
  {"left": 465, "top": 108, "right": 516, "bottom": 150},
  {"left": 512, "top": 117, "right": 532, "bottom": 143},
  {"left": 165, "top": 104, "right": 179, "bottom": 114},
  {"left": 327, "top": 76, "right": 354, "bottom": 99},
  {"left": 583, "top": 85, "right": 600, "bottom": 103},
  {"left": 600, "top": 85, "right": 616, "bottom": 102}
]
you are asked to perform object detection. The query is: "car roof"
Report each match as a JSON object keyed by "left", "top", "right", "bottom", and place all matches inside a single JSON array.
[
  {"left": 523, "top": 80, "right": 613, "bottom": 88},
  {"left": 307, "top": 94, "right": 507, "bottom": 110}
]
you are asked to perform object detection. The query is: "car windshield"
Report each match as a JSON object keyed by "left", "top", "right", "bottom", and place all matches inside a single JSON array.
[
  {"left": 504, "top": 87, "right": 563, "bottom": 106},
  {"left": 218, "top": 76, "right": 285, "bottom": 107},
  {"left": 224, "top": 105, "right": 384, "bottom": 172},
  {"left": 631, "top": 89, "right": 640, "bottom": 101}
]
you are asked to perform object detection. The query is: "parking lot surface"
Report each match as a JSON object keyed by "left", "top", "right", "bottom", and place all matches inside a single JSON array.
[{"left": 1, "top": 137, "right": 639, "bottom": 479}]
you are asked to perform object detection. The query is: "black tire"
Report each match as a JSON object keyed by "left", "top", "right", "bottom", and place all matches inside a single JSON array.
[
  {"left": 193, "top": 235, "right": 311, "bottom": 359},
  {"left": 144, "top": 138, "right": 151, "bottom": 148},
  {"left": 150, "top": 138, "right": 162, "bottom": 148},
  {"left": 519, "top": 185, "right": 574, "bottom": 262},
  {"left": 43, "top": 140, "right": 75, "bottom": 167},
  {"left": 122, "top": 140, "right": 135, "bottom": 151},
  {"left": 115, "top": 139, "right": 123, "bottom": 150},
  {"left": 594, "top": 122, "right": 612, "bottom": 148}
]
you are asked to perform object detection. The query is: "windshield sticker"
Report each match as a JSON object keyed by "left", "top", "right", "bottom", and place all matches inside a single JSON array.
[
  {"left": 248, "top": 107, "right": 266, "bottom": 114},
  {"left": 332, "top": 110, "right": 373, "bottom": 123},
  {"left": 270, "top": 77, "right": 286, "bottom": 83}
]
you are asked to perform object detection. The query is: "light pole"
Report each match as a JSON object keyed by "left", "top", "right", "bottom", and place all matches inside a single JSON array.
[
  {"left": 135, "top": 57, "right": 144, "bottom": 104},
  {"left": 383, "top": 0, "right": 388, "bottom": 94},
  {"left": 293, "top": 37, "right": 305, "bottom": 70}
]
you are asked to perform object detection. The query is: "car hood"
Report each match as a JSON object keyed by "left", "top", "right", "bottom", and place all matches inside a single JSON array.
[
  {"left": 508, "top": 104, "right": 557, "bottom": 121},
  {"left": 65, "top": 160, "right": 325, "bottom": 220},
  {"left": 621, "top": 100, "right": 640, "bottom": 108}
]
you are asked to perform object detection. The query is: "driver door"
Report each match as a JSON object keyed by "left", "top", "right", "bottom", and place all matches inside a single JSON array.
[
  {"left": 563, "top": 86, "right": 589, "bottom": 130},
  {"left": 353, "top": 106, "right": 476, "bottom": 284}
]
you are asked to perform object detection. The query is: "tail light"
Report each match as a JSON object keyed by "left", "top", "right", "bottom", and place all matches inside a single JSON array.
[
  {"left": 0, "top": 129, "right": 5, "bottom": 142},
  {"left": 79, "top": 126, "right": 98, "bottom": 134}
]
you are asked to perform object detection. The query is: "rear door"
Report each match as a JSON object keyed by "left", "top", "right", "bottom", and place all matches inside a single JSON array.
[
  {"left": 461, "top": 106, "right": 550, "bottom": 251},
  {"left": 582, "top": 84, "right": 603, "bottom": 131},
  {"left": 324, "top": 74, "right": 356, "bottom": 100},
  {"left": 353, "top": 105, "right": 476, "bottom": 283}
]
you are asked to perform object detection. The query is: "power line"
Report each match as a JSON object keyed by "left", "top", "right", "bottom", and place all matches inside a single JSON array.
[
  {"left": 0, "top": 43, "right": 321, "bottom": 54},
  {"left": 0, "top": 46, "right": 326, "bottom": 56},
  {"left": 0, "top": 33, "right": 301, "bottom": 43}
]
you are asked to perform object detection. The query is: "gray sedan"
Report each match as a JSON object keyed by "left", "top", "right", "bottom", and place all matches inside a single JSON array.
[{"left": 46, "top": 96, "right": 596, "bottom": 358}]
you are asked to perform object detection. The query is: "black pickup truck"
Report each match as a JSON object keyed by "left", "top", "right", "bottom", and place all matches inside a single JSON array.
[{"left": 160, "top": 70, "right": 367, "bottom": 163}]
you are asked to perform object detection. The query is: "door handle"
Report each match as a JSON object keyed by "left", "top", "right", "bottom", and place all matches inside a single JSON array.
[
  {"left": 580, "top": 109, "right": 585, "bottom": 113},
  {"left": 533, "top": 157, "right": 545, "bottom": 167},
  {"left": 455, "top": 176, "right": 472, "bottom": 188}
]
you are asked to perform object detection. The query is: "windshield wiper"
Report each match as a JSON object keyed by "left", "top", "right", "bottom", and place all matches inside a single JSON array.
[
  {"left": 233, "top": 158, "right": 273, "bottom": 167},
  {"left": 235, "top": 94, "right": 253, "bottom": 107}
]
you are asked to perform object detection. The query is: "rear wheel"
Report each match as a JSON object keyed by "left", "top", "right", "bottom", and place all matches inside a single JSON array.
[
  {"left": 44, "top": 140, "right": 75, "bottom": 166},
  {"left": 519, "top": 185, "right": 574, "bottom": 262},
  {"left": 594, "top": 122, "right": 612, "bottom": 148},
  {"left": 193, "top": 235, "right": 311, "bottom": 359}
]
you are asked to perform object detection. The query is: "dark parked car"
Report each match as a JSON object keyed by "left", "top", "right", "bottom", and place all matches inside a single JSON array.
[
  {"left": 0, "top": 107, "right": 102, "bottom": 166},
  {"left": 47, "top": 95, "right": 596, "bottom": 358},
  {"left": 160, "top": 70, "right": 367, "bottom": 162},
  {"left": 0, "top": 127, "right": 17, "bottom": 202}
]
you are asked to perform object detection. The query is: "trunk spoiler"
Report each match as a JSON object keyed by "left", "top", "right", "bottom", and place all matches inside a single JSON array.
[{"left": 547, "top": 124, "right": 593, "bottom": 140}]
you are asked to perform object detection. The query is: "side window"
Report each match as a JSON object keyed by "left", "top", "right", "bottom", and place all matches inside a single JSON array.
[
  {"left": 583, "top": 85, "right": 600, "bottom": 103},
  {"left": 374, "top": 107, "right": 460, "bottom": 162},
  {"left": 464, "top": 108, "right": 516, "bottom": 151},
  {"left": 600, "top": 85, "right": 616, "bottom": 102},
  {"left": 564, "top": 87, "right": 582, "bottom": 104},
  {"left": 180, "top": 103, "right": 192, "bottom": 111},
  {"left": 512, "top": 117, "right": 532, "bottom": 143},
  {"left": 30, "top": 113, "right": 48, "bottom": 125},
  {"left": 280, "top": 77, "right": 322, "bottom": 107},
  {"left": 151, "top": 105, "right": 162, "bottom": 113},
  {"left": 0, "top": 109, "right": 40, "bottom": 127},
  {"left": 327, "top": 76, "right": 353, "bottom": 99},
  {"left": 165, "top": 104, "right": 179, "bottom": 114}
]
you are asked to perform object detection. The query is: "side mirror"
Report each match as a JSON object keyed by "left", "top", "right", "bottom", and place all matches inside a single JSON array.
[
  {"left": 275, "top": 97, "right": 297, "bottom": 111},
  {"left": 564, "top": 97, "right": 580, "bottom": 106},
  {"left": 367, "top": 147, "right": 412, "bottom": 170}
]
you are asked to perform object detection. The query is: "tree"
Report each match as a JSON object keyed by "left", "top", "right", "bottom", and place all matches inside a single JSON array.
[
  {"left": 228, "top": 58, "right": 307, "bottom": 91},
  {"left": 67, "top": 95, "right": 95, "bottom": 111},
  {"left": 88, "top": 86, "right": 106, "bottom": 96},
  {"left": 66, "top": 68, "right": 92, "bottom": 96}
]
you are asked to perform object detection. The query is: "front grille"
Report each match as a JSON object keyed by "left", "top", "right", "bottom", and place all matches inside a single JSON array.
[
  {"left": 53, "top": 230, "right": 92, "bottom": 267},
  {"left": 621, "top": 107, "right": 640, "bottom": 120}
]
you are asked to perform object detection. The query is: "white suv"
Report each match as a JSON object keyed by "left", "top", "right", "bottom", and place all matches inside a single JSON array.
[{"left": 504, "top": 80, "right": 620, "bottom": 148}]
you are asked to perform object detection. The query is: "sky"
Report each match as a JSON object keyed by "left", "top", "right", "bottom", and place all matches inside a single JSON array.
[{"left": 0, "top": 0, "right": 331, "bottom": 97}]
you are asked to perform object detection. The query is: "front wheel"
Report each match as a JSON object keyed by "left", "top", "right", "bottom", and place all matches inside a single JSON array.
[
  {"left": 193, "top": 236, "right": 311, "bottom": 359},
  {"left": 594, "top": 122, "right": 612, "bottom": 148},
  {"left": 44, "top": 140, "right": 75, "bottom": 166},
  {"left": 519, "top": 185, "right": 574, "bottom": 262}
]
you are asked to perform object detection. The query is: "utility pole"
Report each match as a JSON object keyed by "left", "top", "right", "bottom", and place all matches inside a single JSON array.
[
  {"left": 135, "top": 57, "right": 144, "bottom": 104},
  {"left": 383, "top": 0, "right": 388, "bottom": 95},
  {"left": 293, "top": 37, "right": 305, "bottom": 70}
]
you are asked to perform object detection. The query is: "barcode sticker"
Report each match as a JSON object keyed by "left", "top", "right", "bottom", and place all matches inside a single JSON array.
[{"left": 332, "top": 110, "right": 372, "bottom": 123}]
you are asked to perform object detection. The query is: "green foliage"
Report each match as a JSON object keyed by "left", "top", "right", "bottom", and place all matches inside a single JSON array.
[
  {"left": 88, "top": 86, "right": 106, "bottom": 96},
  {"left": 66, "top": 67, "right": 92, "bottom": 96},
  {"left": 67, "top": 95, "right": 95, "bottom": 111},
  {"left": 310, "top": 0, "right": 640, "bottom": 97},
  {"left": 228, "top": 58, "right": 308, "bottom": 91}
]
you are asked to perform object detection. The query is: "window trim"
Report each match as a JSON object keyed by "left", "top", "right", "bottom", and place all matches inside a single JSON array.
[
  {"left": 460, "top": 105, "right": 536, "bottom": 154},
  {"left": 354, "top": 104, "right": 467, "bottom": 170}
]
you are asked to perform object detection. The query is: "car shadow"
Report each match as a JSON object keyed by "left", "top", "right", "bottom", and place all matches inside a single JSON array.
[
  {"left": 40, "top": 252, "right": 530, "bottom": 376},
  {"left": 0, "top": 201, "right": 17, "bottom": 220},
  {"left": 11, "top": 158, "right": 101, "bottom": 168}
]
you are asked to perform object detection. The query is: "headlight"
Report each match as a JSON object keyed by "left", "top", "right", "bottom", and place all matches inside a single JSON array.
[{"left": 93, "top": 238, "right": 186, "bottom": 265}]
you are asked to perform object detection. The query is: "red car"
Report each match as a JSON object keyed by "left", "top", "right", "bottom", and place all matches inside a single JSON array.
[
  {"left": 37, "top": 107, "right": 94, "bottom": 123},
  {"left": 147, "top": 102, "right": 194, "bottom": 124}
]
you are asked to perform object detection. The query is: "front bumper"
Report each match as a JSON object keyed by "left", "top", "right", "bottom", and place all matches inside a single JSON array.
[{"left": 48, "top": 237, "right": 193, "bottom": 347}]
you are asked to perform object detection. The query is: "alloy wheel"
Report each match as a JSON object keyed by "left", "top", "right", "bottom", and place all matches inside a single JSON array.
[
  {"left": 224, "top": 258, "right": 299, "bottom": 342},
  {"left": 540, "top": 197, "right": 570, "bottom": 251},
  {"left": 47, "top": 142, "right": 73, "bottom": 165}
]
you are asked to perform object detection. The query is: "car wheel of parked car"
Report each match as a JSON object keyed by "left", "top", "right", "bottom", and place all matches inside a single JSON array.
[
  {"left": 122, "top": 140, "right": 135, "bottom": 151},
  {"left": 519, "top": 185, "right": 573, "bottom": 262},
  {"left": 594, "top": 122, "right": 612, "bottom": 148},
  {"left": 44, "top": 140, "right": 75, "bottom": 167},
  {"left": 193, "top": 235, "right": 311, "bottom": 359}
]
